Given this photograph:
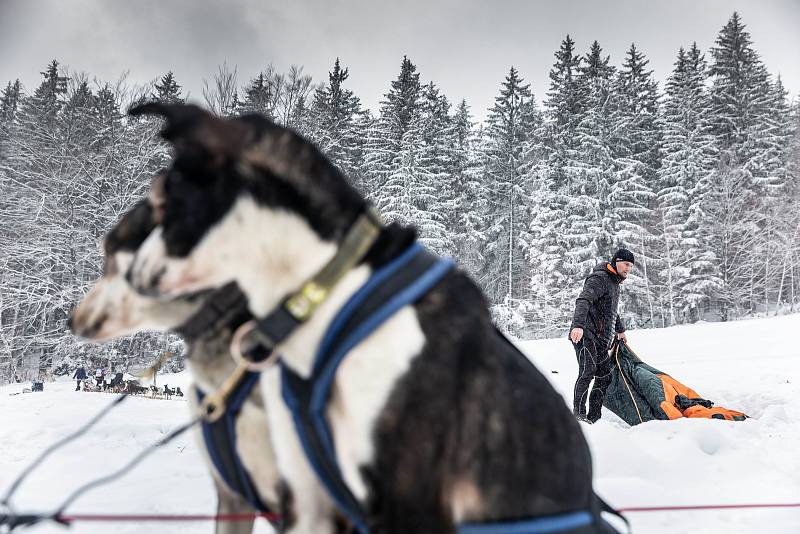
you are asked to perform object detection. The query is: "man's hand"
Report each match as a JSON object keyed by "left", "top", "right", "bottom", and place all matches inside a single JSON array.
[
  {"left": 570, "top": 327, "right": 584, "bottom": 344},
  {"left": 617, "top": 332, "right": 627, "bottom": 343}
]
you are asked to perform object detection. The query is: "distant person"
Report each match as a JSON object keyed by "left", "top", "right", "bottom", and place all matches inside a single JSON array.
[
  {"left": 569, "top": 248, "right": 634, "bottom": 423},
  {"left": 95, "top": 367, "right": 104, "bottom": 388},
  {"left": 73, "top": 366, "right": 88, "bottom": 391}
]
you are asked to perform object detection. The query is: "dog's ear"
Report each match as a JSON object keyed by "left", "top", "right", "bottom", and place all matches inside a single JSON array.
[{"left": 129, "top": 103, "right": 251, "bottom": 167}]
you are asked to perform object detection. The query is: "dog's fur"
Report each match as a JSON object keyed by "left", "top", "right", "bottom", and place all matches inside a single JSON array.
[
  {"left": 70, "top": 191, "right": 281, "bottom": 534},
  {"left": 125, "top": 104, "right": 597, "bottom": 534}
]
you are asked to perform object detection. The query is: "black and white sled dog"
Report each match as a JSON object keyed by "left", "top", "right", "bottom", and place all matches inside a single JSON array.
[
  {"left": 124, "top": 103, "right": 619, "bottom": 534},
  {"left": 70, "top": 183, "right": 281, "bottom": 534}
]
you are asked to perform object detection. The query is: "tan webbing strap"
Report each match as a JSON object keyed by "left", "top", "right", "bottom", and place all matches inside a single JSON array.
[
  {"left": 285, "top": 207, "right": 382, "bottom": 321},
  {"left": 614, "top": 343, "right": 644, "bottom": 424}
]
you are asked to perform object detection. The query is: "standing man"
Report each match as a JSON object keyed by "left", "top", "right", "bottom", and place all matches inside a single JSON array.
[
  {"left": 569, "top": 248, "right": 634, "bottom": 423},
  {"left": 73, "top": 365, "right": 87, "bottom": 391}
]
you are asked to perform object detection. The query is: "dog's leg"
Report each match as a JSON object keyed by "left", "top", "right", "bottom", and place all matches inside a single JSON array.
[
  {"left": 262, "top": 369, "right": 337, "bottom": 534},
  {"left": 214, "top": 478, "right": 256, "bottom": 534},
  {"left": 235, "top": 402, "right": 280, "bottom": 508}
]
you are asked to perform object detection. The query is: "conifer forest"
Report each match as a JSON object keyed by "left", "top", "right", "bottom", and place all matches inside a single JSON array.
[{"left": 1, "top": 12, "right": 798, "bottom": 382}]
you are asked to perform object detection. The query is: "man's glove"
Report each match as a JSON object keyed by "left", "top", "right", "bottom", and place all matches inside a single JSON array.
[{"left": 675, "top": 394, "right": 714, "bottom": 411}]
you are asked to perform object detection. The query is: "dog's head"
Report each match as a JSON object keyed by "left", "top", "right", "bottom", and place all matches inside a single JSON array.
[
  {"left": 125, "top": 103, "right": 368, "bottom": 311},
  {"left": 70, "top": 172, "right": 204, "bottom": 341}
]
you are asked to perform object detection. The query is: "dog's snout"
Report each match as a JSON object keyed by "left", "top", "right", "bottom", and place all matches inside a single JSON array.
[
  {"left": 70, "top": 308, "right": 108, "bottom": 339},
  {"left": 83, "top": 313, "right": 108, "bottom": 339}
]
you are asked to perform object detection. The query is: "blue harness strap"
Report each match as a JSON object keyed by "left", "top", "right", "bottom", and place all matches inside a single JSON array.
[
  {"left": 196, "top": 372, "right": 272, "bottom": 513},
  {"left": 458, "top": 511, "right": 593, "bottom": 534},
  {"left": 281, "top": 242, "right": 452, "bottom": 533}
]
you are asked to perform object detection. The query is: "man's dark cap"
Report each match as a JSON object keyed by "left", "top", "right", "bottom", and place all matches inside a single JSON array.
[{"left": 612, "top": 248, "right": 635, "bottom": 265}]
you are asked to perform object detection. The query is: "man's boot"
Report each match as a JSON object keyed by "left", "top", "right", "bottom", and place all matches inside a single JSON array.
[{"left": 586, "top": 397, "right": 603, "bottom": 423}]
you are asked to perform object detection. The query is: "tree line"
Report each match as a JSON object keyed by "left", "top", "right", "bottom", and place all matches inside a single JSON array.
[{"left": 1, "top": 12, "right": 798, "bottom": 382}]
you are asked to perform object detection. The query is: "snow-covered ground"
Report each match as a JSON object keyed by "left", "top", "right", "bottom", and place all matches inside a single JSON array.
[
  {"left": 518, "top": 313, "right": 800, "bottom": 534},
  {"left": 1, "top": 314, "right": 799, "bottom": 533}
]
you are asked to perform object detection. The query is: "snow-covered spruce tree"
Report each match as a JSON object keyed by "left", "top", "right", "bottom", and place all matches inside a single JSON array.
[
  {"left": 608, "top": 44, "right": 659, "bottom": 327},
  {"left": 0, "top": 80, "right": 22, "bottom": 124},
  {"left": 363, "top": 56, "right": 421, "bottom": 195},
  {"left": 363, "top": 58, "right": 448, "bottom": 253},
  {"left": 446, "top": 100, "right": 486, "bottom": 280},
  {"left": 348, "top": 109, "right": 375, "bottom": 198},
  {"left": 535, "top": 35, "right": 589, "bottom": 333},
  {"left": 481, "top": 66, "right": 542, "bottom": 333},
  {"left": 527, "top": 39, "right": 613, "bottom": 336},
  {"left": 0, "top": 79, "right": 22, "bottom": 162},
  {"left": 237, "top": 66, "right": 285, "bottom": 120},
  {"left": 693, "top": 152, "right": 761, "bottom": 321},
  {"left": 764, "top": 82, "right": 800, "bottom": 313},
  {"left": 706, "top": 11, "right": 782, "bottom": 316},
  {"left": 655, "top": 44, "right": 718, "bottom": 325},
  {"left": 415, "top": 82, "right": 452, "bottom": 255},
  {"left": 545, "top": 35, "right": 586, "bottom": 160},
  {"left": 0, "top": 61, "right": 69, "bottom": 379},
  {"left": 571, "top": 41, "right": 617, "bottom": 275},
  {"left": 306, "top": 58, "right": 365, "bottom": 189},
  {"left": 752, "top": 77, "right": 795, "bottom": 314},
  {"left": 152, "top": 71, "right": 184, "bottom": 104},
  {"left": 526, "top": 152, "right": 572, "bottom": 337},
  {"left": 0, "top": 79, "right": 24, "bottom": 382},
  {"left": 781, "top": 98, "right": 800, "bottom": 311}
]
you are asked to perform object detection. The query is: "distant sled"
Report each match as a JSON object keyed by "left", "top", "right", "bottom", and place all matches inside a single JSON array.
[{"left": 604, "top": 341, "right": 748, "bottom": 425}]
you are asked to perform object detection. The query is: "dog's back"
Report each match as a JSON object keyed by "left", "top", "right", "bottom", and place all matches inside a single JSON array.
[{"left": 368, "top": 270, "right": 592, "bottom": 530}]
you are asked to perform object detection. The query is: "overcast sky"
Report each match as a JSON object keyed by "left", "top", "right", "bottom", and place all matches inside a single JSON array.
[{"left": 1, "top": 0, "right": 798, "bottom": 122}]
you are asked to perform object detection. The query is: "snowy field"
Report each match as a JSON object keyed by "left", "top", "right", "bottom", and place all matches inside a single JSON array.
[{"left": 1, "top": 314, "right": 799, "bottom": 533}]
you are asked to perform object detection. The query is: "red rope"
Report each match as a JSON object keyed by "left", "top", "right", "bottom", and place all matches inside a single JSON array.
[
  {"left": 52, "top": 503, "right": 800, "bottom": 523},
  {"left": 618, "top": 503, "right": 800, "bottom": 513},
  {"left": 57, "top": 512, "right": 281, "bottom": 523}
]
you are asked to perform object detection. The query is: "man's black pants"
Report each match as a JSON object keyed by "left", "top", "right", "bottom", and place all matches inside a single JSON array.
[{"left": 572, "top": 336, "right": 613, "bottom": 422}]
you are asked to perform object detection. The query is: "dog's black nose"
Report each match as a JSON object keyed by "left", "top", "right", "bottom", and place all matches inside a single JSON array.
[{"left": 67, "top": 315, "right": 74, "bottom": 332}]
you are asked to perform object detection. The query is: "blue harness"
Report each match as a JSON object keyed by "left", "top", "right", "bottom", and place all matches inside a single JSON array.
[
  {"left": 278, "top": 242, "right": 622, "bottom": 534},
  {"left": 196, "top": 372, "right": 272, "bottom": 513}
]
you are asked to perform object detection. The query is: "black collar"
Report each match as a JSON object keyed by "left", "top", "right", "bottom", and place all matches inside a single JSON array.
[{"left": 175, "top": 282, "right": 251, "bottom": 342}]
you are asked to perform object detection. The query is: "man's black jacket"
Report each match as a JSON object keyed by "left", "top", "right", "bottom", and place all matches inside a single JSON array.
[{"left": 571, "top": 263, "right": 625, "bottom": 348}]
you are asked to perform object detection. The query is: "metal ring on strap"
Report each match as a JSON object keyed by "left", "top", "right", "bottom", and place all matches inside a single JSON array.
[{"left": 229, "top": 320, "right": 281, "bottom": 372}]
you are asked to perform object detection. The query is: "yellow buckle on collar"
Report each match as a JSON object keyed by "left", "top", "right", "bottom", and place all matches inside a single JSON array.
[{"left": 286, "top": 281, "right": 329, "bottom": 321}]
